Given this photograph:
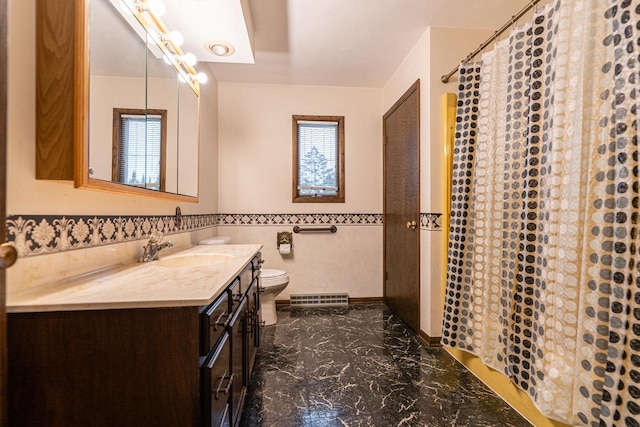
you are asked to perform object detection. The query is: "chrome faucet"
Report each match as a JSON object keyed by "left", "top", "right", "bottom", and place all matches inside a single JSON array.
[{"left": 139, "top": 232, "right": 174, "bottom": 262}]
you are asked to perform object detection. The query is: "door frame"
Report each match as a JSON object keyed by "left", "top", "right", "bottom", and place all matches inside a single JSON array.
[
  {"left": 382, "top": 79, "right": 420, "bottom": 330},
  {"left": 1, "top": 0, "right": 8, "bottom": 424}
]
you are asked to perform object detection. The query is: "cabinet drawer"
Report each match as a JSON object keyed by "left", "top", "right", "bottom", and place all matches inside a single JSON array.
[
  {"left": 200, "top": 292, "right": 230, "bottom": 356},
  {"left": 202, "top": 332, "right": 232, "bottom": 427}
]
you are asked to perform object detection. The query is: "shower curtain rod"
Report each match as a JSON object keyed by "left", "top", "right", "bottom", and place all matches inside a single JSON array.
[{"left": 440, "top": 0, "right": 542, "bottom": 83}]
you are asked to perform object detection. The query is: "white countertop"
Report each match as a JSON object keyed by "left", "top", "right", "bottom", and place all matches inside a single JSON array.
[{"left": 7, "top": 244, "right": 263, "bottom": 313}]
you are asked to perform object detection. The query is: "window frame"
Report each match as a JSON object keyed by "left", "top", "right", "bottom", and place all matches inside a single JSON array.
[
  {"left": 112, "top": 107, "right": 167, "bottom": 191},
  {"left": 292, "top": 115, "right": 345, "bottom": 203}
]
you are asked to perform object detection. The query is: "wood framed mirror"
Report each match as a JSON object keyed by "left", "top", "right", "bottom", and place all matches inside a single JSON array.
[{"left": 36, "top": 0, "right": 200, "bottom": 202}]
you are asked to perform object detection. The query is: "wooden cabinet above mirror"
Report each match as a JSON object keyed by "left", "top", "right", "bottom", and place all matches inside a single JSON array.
[{"left": 36, "top": 0, "right": 200, "bottom": 202}]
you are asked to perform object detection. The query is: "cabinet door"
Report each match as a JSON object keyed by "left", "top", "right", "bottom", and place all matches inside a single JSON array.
[
  {"left": 228, "top": 297, "right": 247, "bottom": 426},
  {"left": 202, "top": 332, "right": 232, "bottom": 427}
]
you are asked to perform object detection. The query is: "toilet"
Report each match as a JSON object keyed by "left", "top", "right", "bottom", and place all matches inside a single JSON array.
[
  {"left": 198, "top": 236, "right": 289, "bottom": 325},
  {"left": 259, "top": 269, "right": 289, "bottom": 325}
]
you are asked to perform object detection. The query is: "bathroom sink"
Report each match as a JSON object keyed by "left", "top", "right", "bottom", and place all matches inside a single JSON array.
[{"left": 153, "top": 253, "right": 234, "bottom": 268}]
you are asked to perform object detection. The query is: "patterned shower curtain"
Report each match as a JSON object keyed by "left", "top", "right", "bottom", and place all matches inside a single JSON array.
[{"left": 441, "top": 0, "right": 640, "bottom": 425}]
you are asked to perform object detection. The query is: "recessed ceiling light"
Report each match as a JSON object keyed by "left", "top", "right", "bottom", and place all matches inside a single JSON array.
[{"left": 205, "top": 39, "right": 235, "bottom": 57}]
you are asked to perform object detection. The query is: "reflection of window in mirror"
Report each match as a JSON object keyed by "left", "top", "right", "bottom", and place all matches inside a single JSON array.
[{"left": 112, "top": 108, "right": 167, "bottom": 191}]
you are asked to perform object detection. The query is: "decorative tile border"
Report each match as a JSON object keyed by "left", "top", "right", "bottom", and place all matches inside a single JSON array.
[
  {"left": 420, "top": 213, "right": 443, "bottom": 230},
  {"left": 6, "top": 214, "right": 217, "bottom": 258},
  {"left": 216, "top": 213, "right": 383, "bottom": 226},
  {"left": 6, "top": 212, "right": 438, "bottom": 258}
]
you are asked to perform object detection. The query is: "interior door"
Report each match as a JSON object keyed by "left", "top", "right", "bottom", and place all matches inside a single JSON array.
[{"left": 383, "top": 80, "right": 420, "bottom": 332}]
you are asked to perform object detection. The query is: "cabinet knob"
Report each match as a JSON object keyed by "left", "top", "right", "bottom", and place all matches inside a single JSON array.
[
  {"left": 406, "top": 220, "right": 417, "bottom": 230},
  {"left": 0, "top": 243, "right": 17, "bottom": 270}
]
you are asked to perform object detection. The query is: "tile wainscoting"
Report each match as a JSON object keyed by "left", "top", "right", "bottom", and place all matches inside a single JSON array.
[
  {"left": 6, "top": 214, "right": 218, "bottom": 258},
  {"left": 420, "top": 213, "right": 443, "bottom": 230},
  {"left": 6, "top": 212, "right": 442, "bottom": 258},
  {"left": 217, "top": 213, "right": 383, "bottom": 226}
]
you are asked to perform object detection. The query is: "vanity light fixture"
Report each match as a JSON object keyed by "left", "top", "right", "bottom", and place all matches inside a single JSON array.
[
  {"left": 205, "top": 39, "right": 235, "bottom": 57},
  {"left": 158, "top": 30, "right": 184, "bottom": 47},
  {"left": 192, "top": 72, "right": 208, "bottom": 84},
  {"left": 134, "top": 0, "right": 165, "bottom": 16},
  {"left": 125, "top": 0, "right": 206, "bottom": 95},
  {"left": 176, "top": 52, "right": 197, "bottom": 66}
]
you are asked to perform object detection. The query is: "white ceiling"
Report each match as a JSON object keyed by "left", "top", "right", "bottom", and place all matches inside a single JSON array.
[
  {"left": 204, "top": 0, "right": 535, "bottom": 87},
  {"left": 96, "top": 0, "right": 537, "bottom": 88}
]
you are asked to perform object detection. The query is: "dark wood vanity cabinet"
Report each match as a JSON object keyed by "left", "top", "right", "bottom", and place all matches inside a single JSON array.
[
  {"left": 202, "top": 332, "right": 232, "bottom": 427},
  {"left": 7, "top": 253, "right": 263, "bottom": 427},
  {"left": 202, "top": 257, "right": 263, "bottom": 427},
  {"left": 247, "top": 278, "right": 261, "bottom": 373},
  {"left": 228, "top": 297, "right": 248, "bottom": 426}
]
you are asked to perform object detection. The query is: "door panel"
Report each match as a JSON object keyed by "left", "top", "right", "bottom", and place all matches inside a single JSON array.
[{"left": 383, "top": 80, "right": 420, "bottom": 332}]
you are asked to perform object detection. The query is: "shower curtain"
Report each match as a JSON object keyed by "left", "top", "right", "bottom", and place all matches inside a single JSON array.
[{"left": 441, "top": 0, "right": 640, "bottom": 425}]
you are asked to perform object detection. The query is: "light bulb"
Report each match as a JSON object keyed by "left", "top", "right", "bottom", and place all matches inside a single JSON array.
[
  {"left": 164, "top": 30, "right": 183, "bottom": 46},
  {"left": 180, "top": 53, "right": 197, "bottom": 66},
  {"left": 205, "top": 40, "right": 235, "bottom": 57},
  {"left": 210, "top": 44, "right": 229, "bottom": 56},
  {"left": 137, "top": 0, "right": 165, "bottom": 16},
  {"left": 147, "top": 0, "right": 165, "bottom": 16},
  {"left": 194, "top": 72, "right": 208, "bottom": 84}
]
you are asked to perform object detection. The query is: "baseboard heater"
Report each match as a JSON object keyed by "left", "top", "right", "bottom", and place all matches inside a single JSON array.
[{"left": 289, "top": 293, "right": 349, "bottom": 307}]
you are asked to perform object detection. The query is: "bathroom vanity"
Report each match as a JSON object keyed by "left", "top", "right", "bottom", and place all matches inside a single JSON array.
[{"left": 7, "top": 244, "right": 263, "bottom": 427}]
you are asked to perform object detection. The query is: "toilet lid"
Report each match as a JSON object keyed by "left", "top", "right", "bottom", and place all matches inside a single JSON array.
[
  {"left": 261, "top": 269, "right": 289, "bottom": 287},
  {"left": 261, "top": 269, "right": 287, "bottom": 279}
]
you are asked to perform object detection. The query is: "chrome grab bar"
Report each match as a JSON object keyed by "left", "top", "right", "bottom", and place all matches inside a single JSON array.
[{"left": 292, "top": 225, "right": 337, "bottom": 233}]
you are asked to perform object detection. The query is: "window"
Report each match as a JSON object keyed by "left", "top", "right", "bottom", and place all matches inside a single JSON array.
[
  {"left": 292, "top": 115, "right": 345, "bottom": 203},
  {"left": 112, "top": 108, "right": 167, "bottom": 191}
]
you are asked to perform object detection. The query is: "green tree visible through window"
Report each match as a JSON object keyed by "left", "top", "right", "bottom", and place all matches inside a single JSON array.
[
  {"left": 293, "top": 115, "right": 344, "bottom": 203},
  {"left": 299, "top": 146, "right": 337, "bottom": 196}
]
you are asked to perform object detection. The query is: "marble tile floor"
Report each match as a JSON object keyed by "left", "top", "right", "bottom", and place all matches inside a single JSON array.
[{"left": 240, "top": 303, "right": 532, "bottom": 427}]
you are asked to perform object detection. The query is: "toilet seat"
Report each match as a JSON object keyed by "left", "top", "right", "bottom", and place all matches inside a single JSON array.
[{"left": 261, "top": 269, "right": 289, "bottom": 287}]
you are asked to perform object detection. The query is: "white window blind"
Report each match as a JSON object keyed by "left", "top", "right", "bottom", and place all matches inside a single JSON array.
[
  {"left": 297, "top": 120, "right": 338, "bottom": 196},
  {"left": 118, "top": 114, "right": 162, "bottom": 189}
]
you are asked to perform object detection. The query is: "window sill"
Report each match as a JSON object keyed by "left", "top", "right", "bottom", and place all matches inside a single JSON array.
[{"left": 293, "top": 195, "right": 345, "bottom": 203}]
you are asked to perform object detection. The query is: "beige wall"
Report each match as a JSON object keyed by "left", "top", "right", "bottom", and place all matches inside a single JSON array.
[
  {"left": 218, "top": 83, "right": 382, "bottom": 213},
  {"left": 7, "top": 0, "right": 218, "bottom": 216},
  {"left": 217, "top": 225, "right": 382, "bottom": 300},
  {"left": 383, "top": 27, "right": 493, "bottom": 337},
  {"left": 217, "top": 83, "right": 383, "bottom": 298}
]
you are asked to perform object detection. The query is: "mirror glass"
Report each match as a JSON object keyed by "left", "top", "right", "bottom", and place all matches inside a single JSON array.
[
  {"left": 87, "top": 0, "right": 199, "bottom": 198},
  {"left": 177, "top": 81, "right": 199, "bottom": 195}
]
